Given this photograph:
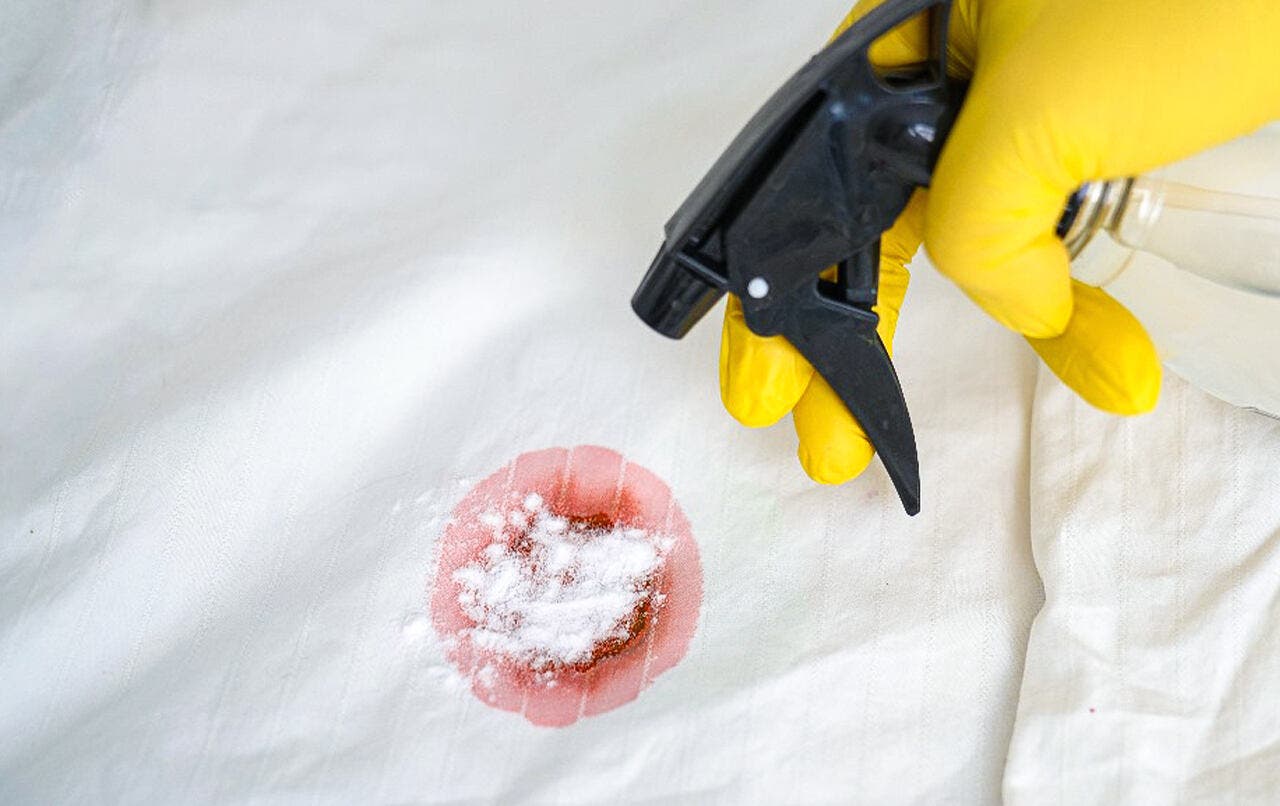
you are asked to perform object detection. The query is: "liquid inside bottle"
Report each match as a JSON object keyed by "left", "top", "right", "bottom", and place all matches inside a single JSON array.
[{"left": 1062, "top": 124, "right": 1280, "bottom": 418}]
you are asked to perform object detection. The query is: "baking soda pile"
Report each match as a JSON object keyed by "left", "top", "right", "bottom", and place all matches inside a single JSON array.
[{"left": 453, "top": 493, "right": 673, "bottom": 675}]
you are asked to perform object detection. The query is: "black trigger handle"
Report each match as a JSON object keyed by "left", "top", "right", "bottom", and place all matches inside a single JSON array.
[{"left": 779, "top": 240, "right": 921, "bottom": 515}]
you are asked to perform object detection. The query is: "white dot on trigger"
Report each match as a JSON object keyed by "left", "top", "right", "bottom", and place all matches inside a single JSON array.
[{"left": 747, "top": 277, "right": 769, "bottom": 299}]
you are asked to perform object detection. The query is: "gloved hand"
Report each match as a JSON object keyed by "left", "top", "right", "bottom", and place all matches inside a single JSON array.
[{"left": 721, "top": 0, "right": 1280, "bottom": 484}]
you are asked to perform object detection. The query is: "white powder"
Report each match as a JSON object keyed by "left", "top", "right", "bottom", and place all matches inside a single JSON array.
[
  {"left": 400, "top": 613, "right": 432, "bottom": 641},
  {"left": 453, "top": 494, "right": 674, "bottom": 673}
]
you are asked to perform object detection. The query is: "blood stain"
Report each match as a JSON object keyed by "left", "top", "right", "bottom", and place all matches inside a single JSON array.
[{"left": 430, "top": 445, "right": 702, "bottom": 727}]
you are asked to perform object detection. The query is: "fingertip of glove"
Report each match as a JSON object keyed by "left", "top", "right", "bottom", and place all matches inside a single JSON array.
[
  {"left": 718, "top": 347, "right": 805, "bottom": 429},
  {"left": 1088, "top": 353, "right": 1162, "bottom": 416},
  {"left": 798, "top": 441, "right": 875, "bottom": 485},
  {"left": 723, "top": 397, "right": 788, "bottom": 429},
  {"left": 1115, "top": 371, "right": 1162, "bottom": 416},
  {"left": 1026, "top": 281, "right": 1163, "bottom": 416},
  {"left": 1051, "top": 359, "right": 1162, "bottom": 416}
]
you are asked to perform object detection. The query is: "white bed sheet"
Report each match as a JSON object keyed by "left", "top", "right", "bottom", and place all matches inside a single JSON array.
[{"left": 1, "top": 1, "right": 1276, "bottom": 803}]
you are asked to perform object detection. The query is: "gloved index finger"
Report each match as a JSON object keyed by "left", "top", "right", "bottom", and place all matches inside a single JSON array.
[{"left": 719, "top": 294, "right": 816, "bottom": 429}]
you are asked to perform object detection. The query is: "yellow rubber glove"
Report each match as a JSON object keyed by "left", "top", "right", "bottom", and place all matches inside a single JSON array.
[{"left": 721, "top": 0, "right": 1280, "bottom": 484}]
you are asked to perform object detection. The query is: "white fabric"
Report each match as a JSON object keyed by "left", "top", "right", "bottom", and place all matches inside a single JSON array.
[
  {"left": 1007, "top": 377, "right": 1280, "bottom": 803},
  {"left": 1, "top": 2, "right": 1276, "bottom": 804}
]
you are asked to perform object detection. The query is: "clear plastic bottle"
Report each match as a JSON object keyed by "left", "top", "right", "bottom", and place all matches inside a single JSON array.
[{"left": 1061, "top": 124, "right": 1280, "bottom": 418}]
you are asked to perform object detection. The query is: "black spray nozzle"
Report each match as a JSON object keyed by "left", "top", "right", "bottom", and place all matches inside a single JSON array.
[{"left": 631, "top": 246, "right": 726, "bottom": 339}]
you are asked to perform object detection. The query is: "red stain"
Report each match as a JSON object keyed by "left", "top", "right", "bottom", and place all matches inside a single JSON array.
[
  {"left": 430, "top": 446, "right": 702, "bottom": 727},
  {"left": 1089, "top": 707, "right": 1096, "bottom": 714}
]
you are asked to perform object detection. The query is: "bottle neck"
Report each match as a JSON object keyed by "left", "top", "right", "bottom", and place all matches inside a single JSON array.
[{"left": 1058, "top": 179, "right": 1134, "bottom": 258}]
